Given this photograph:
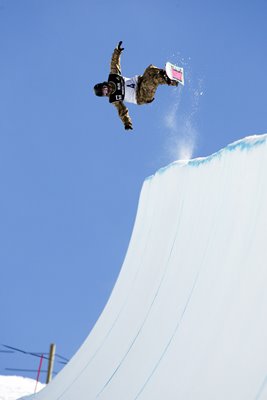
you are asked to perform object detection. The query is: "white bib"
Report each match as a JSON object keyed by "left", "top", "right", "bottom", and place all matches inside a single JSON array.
[{"left": 123, "top": 76, "right": 138, "bottom": 104}]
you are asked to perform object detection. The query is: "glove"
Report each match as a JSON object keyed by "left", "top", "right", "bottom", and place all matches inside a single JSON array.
[
  {"left": 117, "top": 41, "right": 124, "bottom": 53},
  {"left": 125, "top": 123, "right": 133, "bottom": 131}
]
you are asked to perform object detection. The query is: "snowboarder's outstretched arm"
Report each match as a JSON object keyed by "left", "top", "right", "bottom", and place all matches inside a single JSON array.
[
  {"left": 110, "top": 42, "right": 133, "bottom": 130},
  {"left": 113, "top": 101, "right": 133, "bottom": 130},
  {"left": 110, "top": 41, "right": 124, "bottom": 75}
]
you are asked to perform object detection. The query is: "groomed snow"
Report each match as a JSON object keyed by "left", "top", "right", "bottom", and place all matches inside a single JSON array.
[{"left": 20, "top": 134, "right": 267, "bottom": 399}]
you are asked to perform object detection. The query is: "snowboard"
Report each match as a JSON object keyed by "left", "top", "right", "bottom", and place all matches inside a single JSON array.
[{"left": 165, "top": 62, "right": 184, "bottom": 86}]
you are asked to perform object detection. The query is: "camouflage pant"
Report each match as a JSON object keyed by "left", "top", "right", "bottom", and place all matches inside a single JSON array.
[{"left": 136, "top": 65, "right": 169, "bottom": 105}]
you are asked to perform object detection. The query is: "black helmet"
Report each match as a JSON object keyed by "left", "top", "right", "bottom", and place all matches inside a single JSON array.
[
  {"left": 94, "top": 83, "right": 104, "bottom": 96},
  {"left": 93, "top": 82, "right": 109, "bottom": 97}
]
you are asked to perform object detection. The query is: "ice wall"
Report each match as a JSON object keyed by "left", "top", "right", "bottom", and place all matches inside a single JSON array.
[{"left": 22, "top": 134, "right": 267, "bottom": 400}]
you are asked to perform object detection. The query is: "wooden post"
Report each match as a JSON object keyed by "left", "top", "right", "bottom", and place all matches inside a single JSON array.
[{"left": 46, "top": 343, "right": 56, "bottom": 384}]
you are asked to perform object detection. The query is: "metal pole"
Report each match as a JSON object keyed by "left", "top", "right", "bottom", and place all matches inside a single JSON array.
[
  {"left": 46, "top": 343, "right": 56, "bottom": 384},
  {"left": 34, "top": 354, "right": 44, "bottom": 393}
]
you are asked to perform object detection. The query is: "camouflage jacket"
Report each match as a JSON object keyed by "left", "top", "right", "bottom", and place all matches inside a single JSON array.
[{"left": 109, "top": 48, "right": 133, "bottom": 129}]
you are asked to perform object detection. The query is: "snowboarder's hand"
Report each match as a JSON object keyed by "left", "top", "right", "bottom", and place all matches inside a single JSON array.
[
  {"left": 117, "top": 41, "right": 124, "bottom": 53},
  {"left": 125, "top": 123, "right": 133, "bottom": 131}
]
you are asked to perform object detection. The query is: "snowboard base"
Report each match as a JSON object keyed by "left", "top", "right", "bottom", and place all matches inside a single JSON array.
[{"left": 165, "top": 62, "right": 184, "bottom": 86}]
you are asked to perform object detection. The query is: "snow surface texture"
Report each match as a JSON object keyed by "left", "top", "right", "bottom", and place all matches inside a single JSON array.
[
  {"left": 21, "top": 134, "right": 267, "bottom": 400},
  {"left": 0, "top": 376, "right": 45, "bottom": 400}
]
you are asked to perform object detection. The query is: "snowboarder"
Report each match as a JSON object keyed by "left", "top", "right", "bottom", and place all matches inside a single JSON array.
[{"left": 93, "top": 41, "right": 178, "bottom": 131}]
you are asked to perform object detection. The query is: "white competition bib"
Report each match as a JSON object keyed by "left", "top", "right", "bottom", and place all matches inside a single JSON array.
[{"left": 123, "top": 76, "right": 138, "bottom": 104}]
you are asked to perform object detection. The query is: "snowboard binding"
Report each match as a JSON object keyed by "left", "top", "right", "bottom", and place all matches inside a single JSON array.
[{"left": 160, "top": 70, "right": 179, "bottom": 87}]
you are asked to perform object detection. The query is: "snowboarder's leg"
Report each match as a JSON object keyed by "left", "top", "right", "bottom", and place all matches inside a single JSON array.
[{"left": 136, "top": 65, "right": 177, "bottom": 105}]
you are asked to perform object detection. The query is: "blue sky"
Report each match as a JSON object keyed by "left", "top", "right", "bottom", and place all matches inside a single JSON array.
[{"left": 1, "top": 0, "right": 267, "bottom": 380}]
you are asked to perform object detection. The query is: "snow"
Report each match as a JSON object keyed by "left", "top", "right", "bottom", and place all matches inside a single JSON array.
[
  {"left": 0, "top": 376, "right": 45, "bottom": 400},
  {"left": 19, "top": 133, "right": 267, "bottom": 399}
]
